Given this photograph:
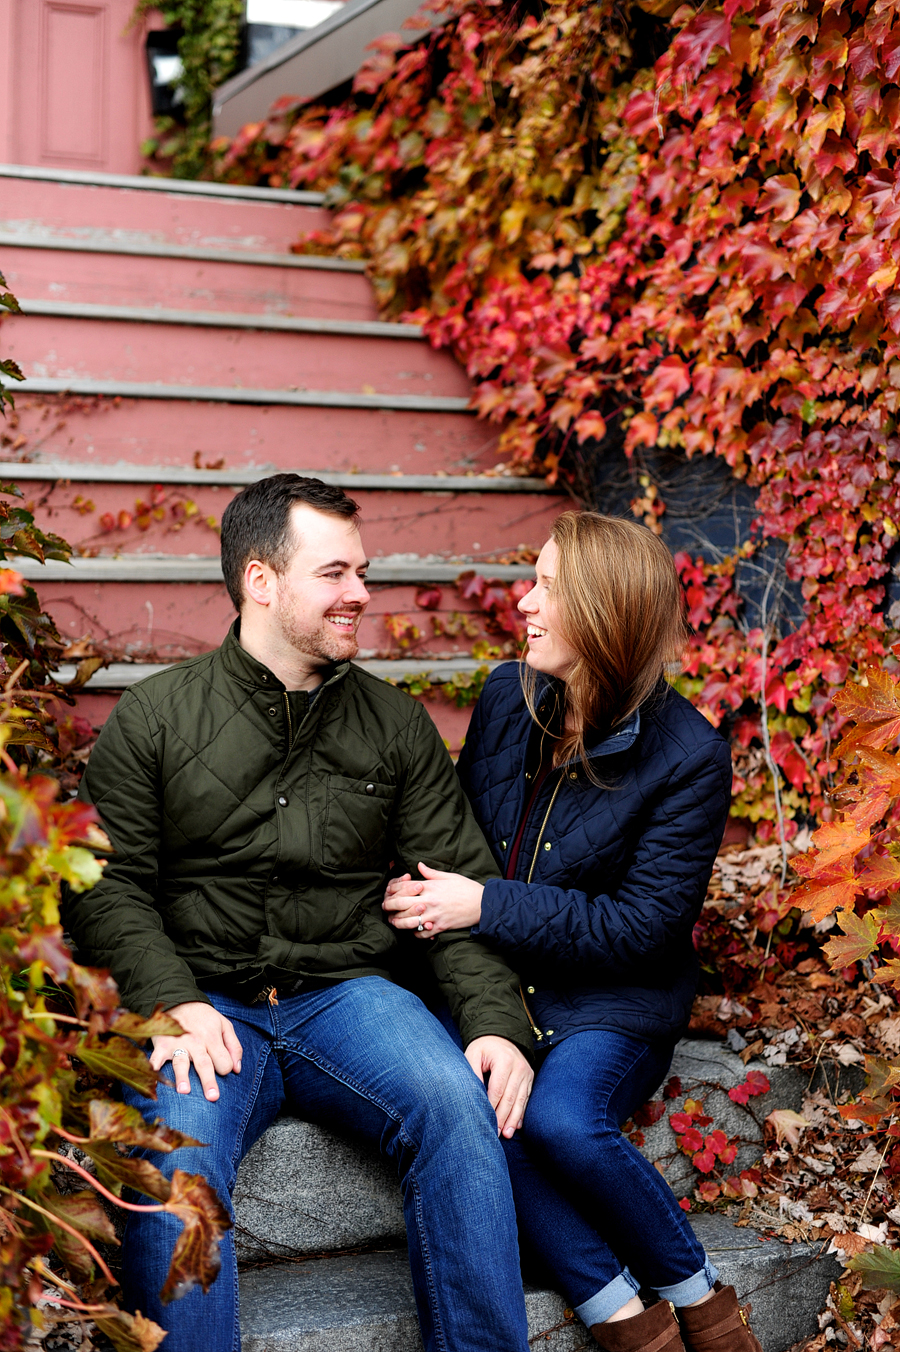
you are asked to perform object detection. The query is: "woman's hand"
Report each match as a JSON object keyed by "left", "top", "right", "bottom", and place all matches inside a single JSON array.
[{"left": 382, "top": 862, "right": 484, "bottom": 936}]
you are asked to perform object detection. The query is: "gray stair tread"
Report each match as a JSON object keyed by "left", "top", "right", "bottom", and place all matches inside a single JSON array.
[
  {"left": 239, "top": 1249, "right": 580, "bottom": 1352},
  {"left": 238, "top": 1226, "right": 838, "bottom": 1352},
  {"left": 0, "top": 162, "right": 325, "bottom": 204}
]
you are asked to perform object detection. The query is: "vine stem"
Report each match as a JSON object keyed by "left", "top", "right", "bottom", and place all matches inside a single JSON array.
[
  {"left": 756, "top": 570, "right": 789, "bottom": 888},
  {"left": 0, "top": 1186, "right": 117, "bottom": 1286},
  {"left": 51, "top": 1125, "right": 90, "bottom": 1145},
  {"left": 20, "top": 1010, "right": 90, "bottom": 1027},
  {"left": 31, "top": 1150, "right": 166, "bottom": 1212},
  {"left": 857, "top": 1114, "right": 895, "bottom": 1228}
]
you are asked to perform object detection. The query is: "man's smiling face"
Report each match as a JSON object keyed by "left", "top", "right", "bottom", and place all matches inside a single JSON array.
[{"left": 271, "top": 503, "right": 371, "bottom": 669}]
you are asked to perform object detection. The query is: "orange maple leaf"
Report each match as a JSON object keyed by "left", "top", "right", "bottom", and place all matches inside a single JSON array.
[
  {"left": 792, "top": 820, "right": 870, "bottom": 874},
  {"left": 834, "top": 669, "right": 900, "bottom": 753},
  {"left": 793, "top": 863, "right": 861, "bottom": 922},
  {"left": 858, "top": 852, "right": 900, "bottom": 894}
]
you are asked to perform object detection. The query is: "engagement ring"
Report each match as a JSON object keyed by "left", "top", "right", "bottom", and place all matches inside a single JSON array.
[
  {"left": 172, "top": 1048, "right": 189, "bottom": 1058},
  {"left": 417, "top": 922, "right": 425, "bottom": 932}
]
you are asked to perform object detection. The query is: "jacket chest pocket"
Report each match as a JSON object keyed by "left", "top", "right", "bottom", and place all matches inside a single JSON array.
[{"left": 322, "top": 774, "right": 394, "bottom": 871}]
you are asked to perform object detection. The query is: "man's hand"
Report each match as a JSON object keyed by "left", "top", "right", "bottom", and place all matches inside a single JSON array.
[
  {"left": 383, "top": 863, "right": 484, "bottom": 936},
  {"left": 464, "top": 1036, "right": 533, "bottom": 1139},
  {"left": 150, "top": 1001, "right": 243, "bottom": 1102}
]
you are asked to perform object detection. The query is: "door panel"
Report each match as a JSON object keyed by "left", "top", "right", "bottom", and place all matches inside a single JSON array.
[{"left": 3, "top": 0, "right": 153, "bottom": 173}]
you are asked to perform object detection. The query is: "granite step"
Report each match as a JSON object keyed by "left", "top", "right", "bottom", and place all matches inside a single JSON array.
[
  {"left": 231, "top": 1040, "right": 836, "bottom": 1350},
  {"left": 231, "top": 1040, "right": 806, "bottom": 1263},
  {"left": 237, "top": 1219, "right": 840, "bottom": 1352}
]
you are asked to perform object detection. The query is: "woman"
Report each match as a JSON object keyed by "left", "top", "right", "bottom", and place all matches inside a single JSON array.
[{"left": 384, "top": 512, "right": 760, "bottom": 1352}]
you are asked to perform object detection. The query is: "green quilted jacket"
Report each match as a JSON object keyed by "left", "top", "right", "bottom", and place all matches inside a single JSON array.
[{"left": 66, "top": 626, "right": 531, "bottom": 1052}]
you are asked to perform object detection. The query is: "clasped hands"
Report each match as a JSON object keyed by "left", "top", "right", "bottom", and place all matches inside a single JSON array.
[
  {"left": 382, "top": 862, "right": 484, "bottom": 937},
  {"left": 382, "top": 867, "right": 532, "bottom": 1136}
]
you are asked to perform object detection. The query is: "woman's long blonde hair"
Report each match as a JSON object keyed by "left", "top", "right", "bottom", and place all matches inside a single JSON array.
[{"left": 523, "top": 512, "right": 691, "bottom": 773}]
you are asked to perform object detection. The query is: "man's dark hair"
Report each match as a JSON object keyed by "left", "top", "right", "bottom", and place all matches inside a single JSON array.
[{"left": 220, "top": 474, "right": 360, "bottom": 611}]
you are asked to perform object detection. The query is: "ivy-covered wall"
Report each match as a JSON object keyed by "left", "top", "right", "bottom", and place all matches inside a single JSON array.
[
  {"left": 219, "top": 0, "right": 900, "bottom": 846},
  {"left": 135, "top": 0, "right": 244, "bottom": 177}
]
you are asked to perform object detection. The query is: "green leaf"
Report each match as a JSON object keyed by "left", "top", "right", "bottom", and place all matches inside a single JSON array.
[
  {"left": 93, "top": 1307, "right": 168, "bottom": 1352},
  {"left": 111, "top": 1008, "right": 186, "bottom": 1041},
  {"left": 823, "top": 909, "right": 879, "bottom": 968},
  {"left": 847, "top": 1244, "right": 900, "bottom": 1293},
  {"left": 82, "top": 1141, "right": 172, "bottom": 1202},
  {"left": 89, "top": 1099, "right": 203, "bottom": 1153},
  {"left": 75, "top": 1032, "right": 160, "bottom": 1098}
]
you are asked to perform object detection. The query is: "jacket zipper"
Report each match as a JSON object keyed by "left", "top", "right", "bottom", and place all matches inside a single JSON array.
[
  {"left": 282, "top": 691, "right": 293, "bottom": 745},
  {"left": 525, "top": 773, "right": 564, "bottom": 884},
  {"left": 519, "top": 984, "right": 544, "bottom": 1042},
  {"left": 519, "top": 769, "right": 565, "bottom": 1044}
]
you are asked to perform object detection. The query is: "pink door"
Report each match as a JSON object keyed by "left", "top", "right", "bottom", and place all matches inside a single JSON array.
[{"left": 0, "top": 0, "right": 153, "bottom": 174}]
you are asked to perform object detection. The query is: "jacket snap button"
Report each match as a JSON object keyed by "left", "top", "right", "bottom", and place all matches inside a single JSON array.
[
  {"left": 278, "top": 796, "right": 288, "bottom": 806},
  {"left": 546, "top": 1029, "right": 554, "bottom": 1036},
  {"left": 500, "top": 840, "right": 507, "bottom": 850},
  {"left": 527, "top": 986, "right": 535, "bottom": 994},
  {"left": 365, "top": 783, "right": 375, "bottom": 794},
  {"left": 268, "top": 707, "right": 277, "bottom": 716},
  {"left": 569, "top": 772, "right": 577, "bottom": 780},
  {"left": 544, "top": 841, "right": 552, "bottom": 851}
]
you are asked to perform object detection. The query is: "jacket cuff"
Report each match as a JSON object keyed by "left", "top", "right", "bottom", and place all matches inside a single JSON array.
[
  {"left": 461, "top": 1024, "right": 535, "bottom": 1065},
  {"left": 128, "top": 985, "right": 212, "bottom": 1019},
  {"left": 472, "top": 876, "right": 511, "bottom": 941}
]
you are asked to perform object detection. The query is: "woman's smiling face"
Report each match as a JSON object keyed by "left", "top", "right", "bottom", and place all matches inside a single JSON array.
[{"left": 517, "top": 540, "right": 579, "bottom": 681}]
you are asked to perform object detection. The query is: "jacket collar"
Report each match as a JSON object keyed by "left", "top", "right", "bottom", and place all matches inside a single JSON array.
[
  {"left": 219, "top": 620, "right": 351, "bottom": 693},
  {"left": 532, "top": 673, "right": 641, "bottom": 764}
]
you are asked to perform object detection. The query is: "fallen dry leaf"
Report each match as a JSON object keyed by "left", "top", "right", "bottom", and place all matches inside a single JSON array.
[{"left": 765, "top": 1108, "right": 810, "bottom": 1147}]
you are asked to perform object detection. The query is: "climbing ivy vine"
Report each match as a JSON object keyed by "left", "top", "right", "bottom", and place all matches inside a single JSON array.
[
  {"left": 220, "top": 0, "right": 900, "bottom": 844},
  {"left": 133, "top": 0, "right": 244, "bottom": 178}
]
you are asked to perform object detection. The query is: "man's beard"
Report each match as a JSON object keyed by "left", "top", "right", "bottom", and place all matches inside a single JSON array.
[{"left": 277, "top": 605, "right": 361, "bottom": 666}]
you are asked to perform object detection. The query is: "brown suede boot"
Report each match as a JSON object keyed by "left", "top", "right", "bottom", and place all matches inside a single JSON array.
[
  {"left": 591, "top": 1300, "right": 686, "bottom": 1352},
  {"left": 677, "top": 1283, "right": 763, "bottom": 1352}
]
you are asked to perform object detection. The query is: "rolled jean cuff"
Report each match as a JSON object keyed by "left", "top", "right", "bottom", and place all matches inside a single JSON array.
[
  {"left": 657, "top": 1258, "right": 719, "bottom": 1307},
  {"left": 574, "top": 1268, "right": 641, "bottom": 1327}
]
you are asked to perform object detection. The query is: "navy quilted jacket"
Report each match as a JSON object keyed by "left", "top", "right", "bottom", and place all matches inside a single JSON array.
[{"left": 457, "top": 663, "right": 733, "bottom": 1048}]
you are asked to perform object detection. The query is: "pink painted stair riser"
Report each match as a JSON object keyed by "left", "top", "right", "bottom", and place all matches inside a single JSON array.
[
  {"left": 21, "top": 483, "right": 561, "bottom": 560},
  {"left": 1, "top": 249, "right": 378, "bottom": 320},
  {"left": 4, "top": 316, "right": 466, "bottom": 397},
  {"left": 3, "top": 396, "right": 498, "bottom": 475},
  {"left": 36, "top": 580, "right": 521, "bottom": 664},
  {"left": 0, "top": 176, "right": 330, "bottom": 251}
]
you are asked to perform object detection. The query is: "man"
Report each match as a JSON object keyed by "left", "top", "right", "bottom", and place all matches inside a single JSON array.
[{"left": 67, "top": 474, "right": 534, "bottom": 1352}]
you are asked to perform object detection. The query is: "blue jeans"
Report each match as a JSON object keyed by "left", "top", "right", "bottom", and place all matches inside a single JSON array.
[
  {"left": 120, "top": 978, "right": 530, "bottom": 1352},
  {"left": 506, "top": 1029, "right": 718, "bottom": 1324}
]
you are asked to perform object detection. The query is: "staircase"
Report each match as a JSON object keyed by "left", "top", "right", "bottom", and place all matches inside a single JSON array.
[{"left": 0, "top": 163, "right": 562, "bottom": 747}]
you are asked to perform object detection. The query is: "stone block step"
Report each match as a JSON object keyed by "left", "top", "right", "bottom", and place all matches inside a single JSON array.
[
  {"left": 18, "top": 298, "right": 422, "bottom": 340},
  {"left": 0, "top": 163, "right": 326, "bottom": 204},
  {"left": 237, "top": 1226, "right": 839, "bottom": 1352},
  {"left": 6, "top": 394, "right": 497, "bottom": 476},
  {"left": 2, "top": 242, "right": 377, "bottom": 321},
  {"left": 17, "top": 375, "right": 470, "bottom": 414},
  {"left": 5, "top": 313, "right": 473, "bottom": 400},
  {"left": 231, "top": 1043, "right": 806, "bottom": 1263},
  {"left": 0, "top": 228, "right": 363, "bottom": 272}
]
